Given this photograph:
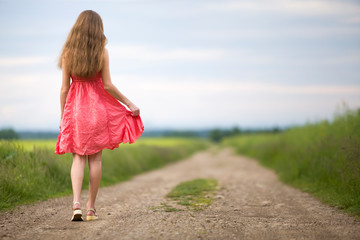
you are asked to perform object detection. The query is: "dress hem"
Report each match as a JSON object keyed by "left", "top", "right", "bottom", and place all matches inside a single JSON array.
[{"left": 54, "top": 138, "right": 141, "bottom": 156}]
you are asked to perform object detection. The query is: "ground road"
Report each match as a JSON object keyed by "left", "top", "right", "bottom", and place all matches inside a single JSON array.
[{"left": 1, "top": 147, "right": 359, "bottom": 239}]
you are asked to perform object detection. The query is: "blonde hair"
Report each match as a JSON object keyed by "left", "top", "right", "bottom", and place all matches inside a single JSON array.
[{"left": 58, "top": 10, "right": 107, "bottom": 77}]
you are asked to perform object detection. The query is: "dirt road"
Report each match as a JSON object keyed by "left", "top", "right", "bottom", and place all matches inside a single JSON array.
[{"left": 1, "top": 147, "right": 359, "bottom": 240}]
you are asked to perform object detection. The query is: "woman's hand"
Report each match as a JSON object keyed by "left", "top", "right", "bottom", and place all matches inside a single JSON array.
[
  {"left": 128, "top": 103, "right": 140, "bottom": 117},
  {"left": 59, "top": 116, "right": 62, "bottom": 131}
]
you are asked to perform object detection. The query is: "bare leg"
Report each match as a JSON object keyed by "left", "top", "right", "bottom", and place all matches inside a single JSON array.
[
  {"left": 71, "top": 153, "right": 86, "bottom": 208},
  {"left": 86, "top": 150, "right": 102, "bottom": 215}
]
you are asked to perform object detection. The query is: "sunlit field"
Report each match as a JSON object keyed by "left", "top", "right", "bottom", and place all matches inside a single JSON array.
[
  {"left": 222, "top": 108, "right": 360, "bottom": 217},
  {"left": 1, "top": 137, "right": 211, "bottom": 211},
  {"left": 14, "top": 137, "right": 201, "bottom": 151},
  {"left": 14, "top": 139, "right": 56, "bottom": 151}
]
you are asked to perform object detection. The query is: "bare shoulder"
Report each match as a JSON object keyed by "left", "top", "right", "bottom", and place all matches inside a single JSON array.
[
  {"left": 103, "top": 48, "right": 109, "bottom": 59},
  {"left": 62, "top": 50, "right": 69, "bottom": 62},
  {"left": 61, "top": 54, "right": 70, "bottom": 75}
]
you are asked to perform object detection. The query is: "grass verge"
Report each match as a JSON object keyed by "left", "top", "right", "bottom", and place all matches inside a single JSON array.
[
  {"left": 0, "top": 138, "right": 211, "bottom": 211},
  {"left": 222, "top": 108, "right": 360, "bottom": 218},
  {"left": 167, "top": 178, "right": 218, "bottom": 211}
]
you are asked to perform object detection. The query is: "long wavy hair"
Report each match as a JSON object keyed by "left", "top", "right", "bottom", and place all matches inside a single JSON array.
[{"left": 58, "top": 10, "right": 107, "bottom": 77}]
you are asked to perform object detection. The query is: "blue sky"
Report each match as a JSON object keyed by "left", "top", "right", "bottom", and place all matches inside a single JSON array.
[{"left": 0, "top": 0, "right": 359, "bottom": 131}]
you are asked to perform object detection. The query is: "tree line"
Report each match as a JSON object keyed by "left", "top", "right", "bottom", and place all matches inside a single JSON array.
[
  {"left": 0, "top": 127, "right": 282, "bottom": 141},
  {"left": 0, "top": 128, "right": 19, "bottom": 140}
]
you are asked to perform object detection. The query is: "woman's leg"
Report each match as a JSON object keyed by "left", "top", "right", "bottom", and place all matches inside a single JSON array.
[
  {"left": 71, "top": 153, "right": 87, "bottom": 208},
  {"left": 86, "top": 150, "right": 102, "bottom": 213}
]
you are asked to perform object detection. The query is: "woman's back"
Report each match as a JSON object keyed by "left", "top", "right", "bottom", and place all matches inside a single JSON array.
[{"left": 55, "top": 9, "right": 144, "bottom": 222}]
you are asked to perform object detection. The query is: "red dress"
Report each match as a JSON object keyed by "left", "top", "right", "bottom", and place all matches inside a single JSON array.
[{"left": 55, "top": 72, "right": 144, "bottom": 155}]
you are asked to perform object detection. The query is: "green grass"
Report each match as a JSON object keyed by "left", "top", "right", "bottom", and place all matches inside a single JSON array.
[
  {"left": 222, "top": 108, "right": 360, "bottom": 218},
  {"left": 166, "top": 178, "right": 218, "bottom": 211},
  {"left": 0, "top": 138, "right": 211, "bottom": 211},
  {"left": 14, "top": 137, "right": 202, "bottom": 151},
  {"left": 149, "top": 202, "right": 183, "bottom": 212},
  {"left": 15, "top": 139, "right": 57, "bottom": 151}
]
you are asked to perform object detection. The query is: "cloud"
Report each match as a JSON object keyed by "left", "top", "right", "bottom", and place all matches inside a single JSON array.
[
  {"left": 0, "top": 105, "right": 16, "bottom": 118},
  {"left": 0, "top": 56, "right": 55, "bottom": 67},
  {"left": 110, "top": 74, "right": 360, "bottom": 95},
  {"left": 206, "top": 0, "right": 360, "bottom": 17},
  {"left": 137, "top": 80, "right": 360, "bottom": 95},
  {"left": 0, "top": 73, "right": 61, "bottom": 103},
  {"left": 343, "top": 16, "right": 360, "bottom": 24},
  {"left": 314, "top": 55, "right": 360, "bottom": 65},
  {"left": 108, "top": 44, "right": 225, "bottom": 62},
  {"left": 0, "top": 72, "right": 61, "bottom": 130},
  {"left": 126, "top": 77, "right": 360, "bottom": 129},
  {"left": 223, "top": 49, "right": 360, "bottom": 66}
]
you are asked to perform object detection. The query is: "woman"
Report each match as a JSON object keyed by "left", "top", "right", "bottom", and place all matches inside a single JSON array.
[{"left": 55, "top": 10, "right": 144, "bottom": 221}]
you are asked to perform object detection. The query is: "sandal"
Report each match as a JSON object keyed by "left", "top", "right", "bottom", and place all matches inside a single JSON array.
[
  {"left": 86, "top": 208, "right": 99, "bottom": 221},
  {"left": 71, "top": 201, "right": 83, "bottom": 221}
]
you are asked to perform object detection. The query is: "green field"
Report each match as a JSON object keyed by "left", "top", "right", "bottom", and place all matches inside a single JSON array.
[
  {"left": 14, "top": 137, "right": 201, "bottom": 151},
  {"left": 222, "top": 108, "right": 360, "bottom": 217},
  {"left": 1, "top": 137, "right": 211, "bottom": 211}
]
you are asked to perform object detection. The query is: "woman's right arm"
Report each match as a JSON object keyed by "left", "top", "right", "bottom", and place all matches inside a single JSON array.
[
  {"left": 59, "top": 57, "right": 71, "bottom": 129},
  {"left": 101, "top": 48, "right": 140, "bottom": 117}
]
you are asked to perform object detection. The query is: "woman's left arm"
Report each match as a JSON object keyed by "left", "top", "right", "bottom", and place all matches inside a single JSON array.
[{"left": 59, "top": 59, "right": 71, "bottom": 129}]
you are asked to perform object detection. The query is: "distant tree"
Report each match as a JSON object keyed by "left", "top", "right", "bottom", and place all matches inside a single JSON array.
[
  {"left": 230, "top": 126, "right": 241, "bottom": 136},
  {"left": 0, "top": 128, "right": 19, "bottom": 140},
  {"left": 163, "top": 131, "right": 198, "bottom": 137},
  {"left": 209, "top": 129, "right": 223, "bottom": 143},
  {"left": 271, "top": 127, "right": 280, "bottom": 133}
]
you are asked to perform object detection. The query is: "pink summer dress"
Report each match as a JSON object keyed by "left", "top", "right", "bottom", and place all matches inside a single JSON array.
[{"left": 55, "top": 71, "right": 144, "bottom": 155}]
